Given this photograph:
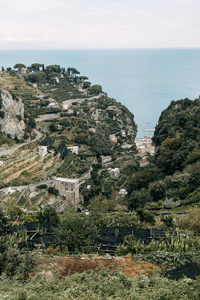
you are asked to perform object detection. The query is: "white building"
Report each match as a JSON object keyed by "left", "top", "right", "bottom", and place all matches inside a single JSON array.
[
  {"left": 108, "top": 168, "right": 120, "bottom": 179},
  {"left": 62, "top": 104, "right": 68, "bottom": 110},
  {"left": 67, "top": 146, "right": 79, "bottom": 155},
  {"left": 89, "top": 128, "right": 96, "bottom": 133},
  {"left": 119, "top": 189, "right": 128, "bottom": 196}
]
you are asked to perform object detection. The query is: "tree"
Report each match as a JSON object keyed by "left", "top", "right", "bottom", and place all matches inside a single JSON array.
[
  {"left": 0, "top": 111, "right": 5, "bottom": 119},
  {"left": 127, "top": 165, "right": 162, "bottom": 194},
  {"left": 161, "top": 215, "right": 174, "bottom": 229},
  {"left": 88, "top": 195, "right": 110, "bottom": 225},
  {"left": 80, "top": 76, "right": 88, "bottom": 82},
  {"left": 14, "top": 63, "right": 26, "bottom": 71},
  {"left": 67, "top": 67, "right": 80, "bottom": 77},
  {"left": 37, "top": 206, "right": 59, "bottom": 223},
  {"left": 149, "top": 181, "right": 166, "bottom": 201},
  {"left": 137, "top": 209, "right": 155, "bottom": 225},
  {"left": 46, "top": 64, "right": 61, "bottom": 74},
  {"left": 47, "top": 72, "right": 61, "bottom": 84},
  {"left": 188, "top": 169, "right": 200, "bottom": 192},
  {"left": 31, "top": 63, "right": 43, "bottom": 72},
  {"left": 55, "top": 212, "right": 96, "bottom": 252},
  {"left": 7, "top": 205, "right": 23, "bottom": 220},
  {"left": 27, "top": 116, "right": 36, "bottom": 128},
  {"left": 26, "top": 72, "right": 46, "bottom": 84},
  {"left": 90, "top": 84, "right": 102, "bottom": 94},
  {"left": 128, "top": 190, "right": 153, "bottom": 210},
  {"left": 48, "top": 187, "right": 59, "bottom": 196},
  {"left": 83, "top": 81, "right": 91, "bottom": 89},
  {"left": 20, "top": 212, "right": 38, "bottom": 224},
  {"left": 181, "top": 207, "right": 200, "bottom": 234},
  {"left": 49, "top": 121, "right": 57, "bottom": 132},
  {"left": 0, "top": 203, "right": 7, "bottom": 226}
]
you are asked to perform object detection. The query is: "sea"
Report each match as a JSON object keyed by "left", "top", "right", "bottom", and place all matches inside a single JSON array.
[{"left": 1, "top": 49, "right": 200, "bottom": 138}]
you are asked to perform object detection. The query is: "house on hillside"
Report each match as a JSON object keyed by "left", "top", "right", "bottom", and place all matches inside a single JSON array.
[
  {"left": 67, "top": 146, "right": 79, "bottom": 155},
  {"left": 101, "top": 155, "right": 112, "bottom": 164},
  {"left": 108, "top": 167, "right": 120, "bottom": 179},
  {"left": 119, "top": 189, "right": 128, "bottom": 196}
]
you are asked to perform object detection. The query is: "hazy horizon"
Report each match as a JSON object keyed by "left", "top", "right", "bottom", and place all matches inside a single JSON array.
[{"left": 1, "top": 0, "right": 200, "bottom": 50}]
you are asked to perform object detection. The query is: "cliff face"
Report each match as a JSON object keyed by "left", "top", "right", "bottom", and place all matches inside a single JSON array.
[{"left": 0, "top": 89, "right": 25, "bottom": 139}]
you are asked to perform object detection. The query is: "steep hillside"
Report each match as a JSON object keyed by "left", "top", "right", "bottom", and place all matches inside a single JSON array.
[
  {"left": 0, "top": 70, "right": 42, "bottom": 101},
  {"left": 127, "top": 97, "right": 200, "bottom": 213},
  {"left": 0, "top": 64, "right": 138, "bottom": 211},
  {"left": 153, "top": 98, "right": 200, "bottom": 175}
]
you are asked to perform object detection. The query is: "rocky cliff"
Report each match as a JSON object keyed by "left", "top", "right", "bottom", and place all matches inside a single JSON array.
[{"left": 0, "top": 89, "right": 25, "bottom": 139}]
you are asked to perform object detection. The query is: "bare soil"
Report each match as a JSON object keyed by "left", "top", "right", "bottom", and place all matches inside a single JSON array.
[{"left": 31, "top": 255, "right": 158, "bottom": 277}]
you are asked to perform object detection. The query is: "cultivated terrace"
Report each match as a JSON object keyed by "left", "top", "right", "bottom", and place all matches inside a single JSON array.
[{"left": 0, "top": 63, "right": 200, "bottom": 299}]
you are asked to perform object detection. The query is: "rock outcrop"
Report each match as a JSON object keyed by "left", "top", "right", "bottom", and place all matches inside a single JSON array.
[{"left": 0, "top": 89, "right": 25, "bottom": 139}]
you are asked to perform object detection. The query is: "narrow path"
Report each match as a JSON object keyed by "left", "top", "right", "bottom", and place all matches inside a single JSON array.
[
  {"left": 0, "top": 130, "right": 43, "bottom": 157},
  {"left": 35, "top": 94, "right": 103, "bottom": 122},
  {"left": 62, "top": 93, "right": 102, "bottom": 106}
]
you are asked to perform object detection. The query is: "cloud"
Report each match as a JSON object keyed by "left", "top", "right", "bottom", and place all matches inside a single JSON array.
[{"left": 0, "top": 0, "right": 200, "bottom": 49}]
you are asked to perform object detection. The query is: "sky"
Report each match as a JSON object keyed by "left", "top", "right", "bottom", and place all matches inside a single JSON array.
[{"left": 1, "top": 0, "right": 200, "bottom": 49}]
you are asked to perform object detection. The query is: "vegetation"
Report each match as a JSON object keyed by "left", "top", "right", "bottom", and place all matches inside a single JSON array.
[
  {"left": 1, "top": 268, "right": 200, "bottom": 299},
  {"left": 1, "top": 63, "right": 200, "bottom": 298}
]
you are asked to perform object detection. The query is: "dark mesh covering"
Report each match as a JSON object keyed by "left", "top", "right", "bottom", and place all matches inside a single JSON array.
[
  {"left": 166, "top": 262, "right": 200, "bottom": 280},
  {"left": 7, "top": 225, "right": 27, "bottom": 233},
  {"left": 25, "top": 222, "right": 57, "bottom": 233},
  {"left": 93, "top": 227, "right": 175, "bottom": 252},
  {"left": 18, "top": 236, "right": 57, "bottom": 250}
]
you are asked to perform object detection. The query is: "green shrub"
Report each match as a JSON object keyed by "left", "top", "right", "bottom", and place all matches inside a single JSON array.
[
  {"left": 0, "top": 111, "right": 5, "bottom": 118},
  {"left": 118, "top": 233, "right": 200, "bottom": 256},
  {"left": 47, "top": 187, "right": 59, "bottom": 196},
  {"left": 135, "top": 251, "right": 197, "bottom": 266}
]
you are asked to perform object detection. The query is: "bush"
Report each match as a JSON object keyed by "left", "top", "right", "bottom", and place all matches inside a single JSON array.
[
  {"left": 137, "top": 209, "right": 155, "bottom": 225},
  {"left": 37, "top": 184, "right": 47, "bottom": 190},
  {"left": 37, "top": 206, "right": 59, "bottom": 223},
  {"left": 16, "top": 115, "right": 22, "bottom": 121},
  {"left": 48, "top": 187, "right": 59, "bottom": 196},
  {"left": 118, "top": 233, "right": 200, "bottom": 256},
  {"left": 0, "top": 242, "right": 31, "bottom": 278},
  {"left": 55, "top": 212, "right": 96, "bottom": 253},
  {"left": 0, "top": 111, "right": 5, "bottom": 118},
  {"left": 135, "top": 251, "right": 196, "bottom": 266}
]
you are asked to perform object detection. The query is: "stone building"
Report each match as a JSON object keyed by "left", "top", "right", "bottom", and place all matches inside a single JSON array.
[
  {"left": 38, "top": 146, "right": 48, "bottom": 158},
  {"left": 101, "top": 155, "right": 112, "bottom": 164},
  {"left": 50, "top": 177, "right": 80, "bottom": 207}
]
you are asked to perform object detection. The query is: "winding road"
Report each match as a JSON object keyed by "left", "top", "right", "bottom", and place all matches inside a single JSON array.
[{"left": 0, "top": 129, "right": 43, "bottom": 157}]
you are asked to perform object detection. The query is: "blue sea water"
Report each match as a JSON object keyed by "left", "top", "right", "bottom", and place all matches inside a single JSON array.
[{"left": 1, "top": 49, "right": 200, "bottom": 137}]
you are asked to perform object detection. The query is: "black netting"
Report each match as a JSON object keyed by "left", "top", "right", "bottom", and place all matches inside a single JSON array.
[{"left": 166, "top": 262, "right": 200, "bottom": 280}]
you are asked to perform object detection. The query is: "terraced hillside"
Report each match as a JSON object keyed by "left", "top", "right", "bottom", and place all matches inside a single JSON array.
[
  {"left": 0, "top": 141, "right": 60, "bottom": 185},
  {"left": 0, "top": 71, "right": 42, "bottom": 101}
]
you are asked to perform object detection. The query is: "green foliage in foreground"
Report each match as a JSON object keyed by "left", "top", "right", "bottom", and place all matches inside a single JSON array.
[
  {"left": 0, "top": 269, "right": 200, "bottom": 300},
  {"left": 55, "top": 212, "right": 97, "bottom": 253},
  {"left": 0, "top": 241, "right": 31, "bottom": 278},
  {"left": 135, "top": 252, "right": 198, "bottom": 266},
  {"left": 119, "top": 234, "right": 200, "bottom": 256},
  {"left": 118, "top": 234, "right": 200, "bottom": 266}
]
